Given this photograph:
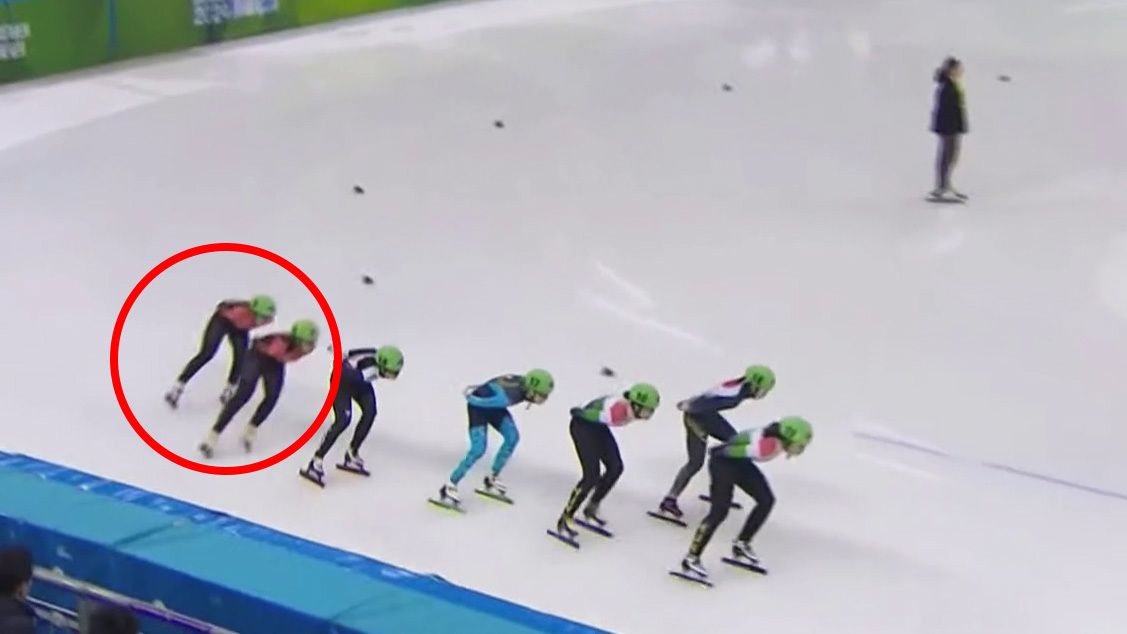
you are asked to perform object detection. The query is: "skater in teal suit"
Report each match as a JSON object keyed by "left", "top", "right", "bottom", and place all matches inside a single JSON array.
[{"left": 433, "top": 369, "right": 555, "bottom": 508}]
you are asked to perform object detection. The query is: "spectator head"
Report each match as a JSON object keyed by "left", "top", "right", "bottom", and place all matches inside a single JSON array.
[
  {"left": 86, "top": 604, "right": 139, "bottom": 634},
  {"left": 0, "top": 545, "right": 33, "bottom": 599}
]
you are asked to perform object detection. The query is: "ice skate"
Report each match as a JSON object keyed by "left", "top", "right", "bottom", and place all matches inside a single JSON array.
[
  {"left": 240, "top": 425, "right": 256, "bottom": 453},
  {"left": 299, "top": 458, "right": 325, "bottom": 488},
  {"left": 648, "top": 495, "right": 688, "bottom": 527},
  {"left": 722, "top": 539, "right": 768, "bottom": 574},
  {"left": 547, "top": 514, "right": 580, "bottom": 548},
  {"left": 575, "top": 504, "right": 613, "bottom": 537},
  {"left": 336, "top": 448, "right": 370, "bottom": 476},
  {"left": 164, "top": 383, "right": 183, "bottom": 409},
  {"left": 198, "top": 431, "right": 218, "bottom": 459},
  {"left": 926, "top": 187, "right": 965, "bottom": 204},
  {"left": 219, "top": 383, "right": 237, "bottom": 405},
  {"left": 669, "top": 554, "right": 712, "bottom": 587},
  {"left": 475, "top": 474, "right": 513, "bottom": 504},
  {"left": 428, "top": 483, "right": 465, "bottom": 513}
]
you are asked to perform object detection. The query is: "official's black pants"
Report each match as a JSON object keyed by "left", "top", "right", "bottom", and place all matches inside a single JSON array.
[{"left": 935, "top": 134, "right": 962, "bottom": 190}]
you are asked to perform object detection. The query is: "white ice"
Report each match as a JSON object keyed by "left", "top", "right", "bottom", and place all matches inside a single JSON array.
[{"left": 2, "top": 0, "right": 1127, "bottom": 632}]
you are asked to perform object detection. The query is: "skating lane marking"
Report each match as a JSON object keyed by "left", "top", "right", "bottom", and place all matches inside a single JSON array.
[
  {"left": 853, "top": 430, "right": 1127, "bottom": 502},
  {"left": 855, "top": 452, "right": 944, "bottom": 482},
  {"left": 591, "top": 260, "right": 656, "bottom": 311}
]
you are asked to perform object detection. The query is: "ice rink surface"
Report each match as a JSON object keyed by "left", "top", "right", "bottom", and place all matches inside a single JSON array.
[{"left": 2, "top": 0, "right": 1127, "bottom": 632}]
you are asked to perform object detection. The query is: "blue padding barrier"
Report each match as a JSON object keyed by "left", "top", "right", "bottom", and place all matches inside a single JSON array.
[{"left": 0, "top": 451, "right": 612, "bottom": 634}]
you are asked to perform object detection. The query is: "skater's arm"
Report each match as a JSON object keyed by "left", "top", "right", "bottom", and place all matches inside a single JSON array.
[
  {"left": 680, "top": 379, "right": 748, "bottom": 414},
  {"left": 575, "top": 397, "right": 633, "bottom": 426},
  {"left": 599, "top": 399, "right": 633, "bottom": 426},
  {"left": 714, "top": 428, "right": 781, "bottom": 460},
  {"left": 465, "top": 382, "right": 509, "bottom": 409},
  {"left": 346, "top": 347, "right": 379, "bottom": 360}
]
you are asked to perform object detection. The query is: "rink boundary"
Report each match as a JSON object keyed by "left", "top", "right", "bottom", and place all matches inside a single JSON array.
[
  {"left": 0, "top": 449, "right": 612, "bottom": 634},
  {"left": 853, "top": 430, "right": 1127, "bottom": 502}
]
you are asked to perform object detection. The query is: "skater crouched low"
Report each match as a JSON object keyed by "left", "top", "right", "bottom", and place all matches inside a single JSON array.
[
  {"left": 199, "top": 319, "right": 319, "bottom": 458},
  {"left": 551, "top": 382, "right": 661, "bottom": 546},
  {"left": 676, "top": 416, "right": 813, "bottom": 584},
  {"left": 434, "top": 369, "right": 555, "bottom": 508},
  {"left": 300, "top": 345, "right": 405, "bottom": 487},
  {"left": 165, "top": 294, "right": 276, "bottom": 408}
]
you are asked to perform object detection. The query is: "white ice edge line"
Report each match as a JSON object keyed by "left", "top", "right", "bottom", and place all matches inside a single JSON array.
[
  {"left": 579, "top": 290, "right": 725, "bottom": 354},
  {"left": 591, "top": 260, "right": 656, "bottom": 310},
  {"left": 854, "top": 452, "right": 944, "bottom": 482},
  {"left": 226, "top": 0, "right": 701, "bottom": 56},
  {"left": 1063, "top": 0, "right": 1127, "bottom": 14},
  {"left": 852, "top": 429, "right": 1127, "bottom": 502}
]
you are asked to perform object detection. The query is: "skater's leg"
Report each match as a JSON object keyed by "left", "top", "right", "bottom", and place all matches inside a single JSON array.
[
  {"left": 313, "top": 382, "right": 355, "bottom": 460},
  {"left": 733, "top": 461, "right": 776, "bottom": 543},
  {"left": 688, "top": 455, "right": 736, "bottom": 558},
  {"left": 176, "top": 313, "right": 228, "bottom": 384},
  {"left": 224, "top": 328, "right": 249, "bottom": 385},
  {"left": 248, "top": 360, "right": 284, "bottom": 428},
  {"left": 210, "top": 353, "right": 262, "bottom": 434},
  {"left": 665, "top": 414, "right": 708, "bottom": 498},
  {"left": 449, "top": 407, "right": 489, "bottom": 485},
  {"left": 588, "top": 427, "right": 623, "bottom": 508},
  {"left": 347, "top": 383, "right": 377, "bottom": 454},
  {"left": 562, "top": 418, "right": 605, "bottom": 518},
  {"left": 489, "top": 415, "right": 520, "bottom": 477}
]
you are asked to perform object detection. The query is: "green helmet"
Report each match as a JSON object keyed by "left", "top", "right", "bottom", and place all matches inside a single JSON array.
[
  {"left": 778, "top": 416, "right": 813, "bottom": 447},
  {"left": 249, "top": 294, "right": 276, "bottom": 319},
  {"left": 625, "top": 383, "right": 660, "bottom": 410},
  {"left": 523, "top": 369, "right": 554, "bottom": 400},
  {"left": 744, "top": 364, "right": 776, "bottom": 398},
  {"left": 291, "top": 319, "right": 319, "bottom": 345},
  {"left": 376, "top": 345, "right": 404, "bottom": 377}
]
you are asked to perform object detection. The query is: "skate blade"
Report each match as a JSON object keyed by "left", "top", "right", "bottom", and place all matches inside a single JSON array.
[
  {"left": 546, "top": 529, "right": 580, "bottom": 549},
  {"left": 427, "top": 498, "right": 466, "bottom": 514},
  {"left": 299, "top": 470, "right": 325, "bottom": 488},
  {"left": 698, "top": 494, "right": 742, "bottom": 510},
  {"left": 721, "top": 557, "right": 768, "bottom": 575},
  {"left": 336, "top": 463, "right": 370, "bottom": 476},
  {"left": 574, "top": 518, "right": 613, "bottom": 538},
  {"left": 474, "top": 488, "right": 514, "bottom": 504},
  {"left": 925, "top": 195, "right": 966, "bottom": 204},
  {"left": 646, "top": 510, "right": 688, "bottom": 527},
  {"left": 669, "top": 570, "right": 713, "bottom": 587}
]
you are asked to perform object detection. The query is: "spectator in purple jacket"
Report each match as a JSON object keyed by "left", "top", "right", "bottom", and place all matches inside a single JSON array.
[{"left": 0, "top": 545, "right": 35, "bottom": 634}]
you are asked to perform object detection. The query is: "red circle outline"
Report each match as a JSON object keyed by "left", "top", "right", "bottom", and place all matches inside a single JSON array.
[{"left": 109, "top": 243, "right": 342, "bottom": 475}]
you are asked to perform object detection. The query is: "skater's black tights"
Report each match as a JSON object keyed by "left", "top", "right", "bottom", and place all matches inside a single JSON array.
[
  {"left": 689, "top": 455, "right": 775, "bottom": 557},
  {"left": 211, "top": 352, "right": 284, "bottom": 433},
  {"left": 177, "top": 312, "right": 248, "bottom": 385},
  {"left": 936, "top": 134, "right": 961, "bottom": 190},
  {"left": 563, "top": 417, "right": 623, "bottom": 517},
  {"left": 314, "top": 381, "right": 377, "bottom": 459}
]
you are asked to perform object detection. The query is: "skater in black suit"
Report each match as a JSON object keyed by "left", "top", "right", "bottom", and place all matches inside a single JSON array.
[{"left": 929, "top": 56, "right": 968, "bottom": 201}]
